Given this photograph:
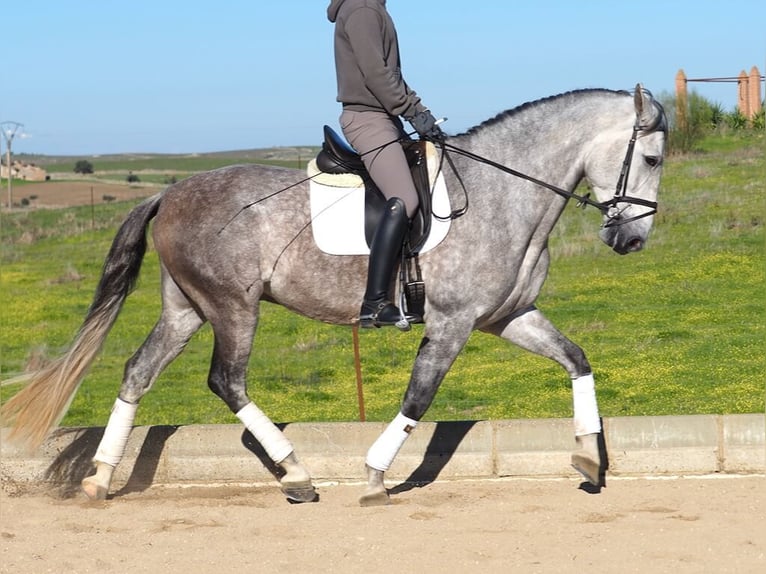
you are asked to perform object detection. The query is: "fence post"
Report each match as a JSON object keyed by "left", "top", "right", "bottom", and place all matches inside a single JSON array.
[
  {"left": 748, "top": 66, "right": 762, "bottom": 120},
  {"left": 738, "top": 70, "right": 750, "bottom": 118},
  {"left": 352, "top": 325, "right": 366, "bottom": 422},
  {"left": 675, "top": 69, "right": 688, "bottom": 131}
]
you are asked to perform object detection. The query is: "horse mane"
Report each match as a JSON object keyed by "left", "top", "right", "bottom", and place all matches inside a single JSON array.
[{"left": 455, "top": 88, "right": 630, "bottom": 138}]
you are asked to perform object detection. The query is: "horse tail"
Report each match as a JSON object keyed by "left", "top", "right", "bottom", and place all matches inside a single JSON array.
[{"left": 0, "top": 193, "right": 163, "bottom": 450}]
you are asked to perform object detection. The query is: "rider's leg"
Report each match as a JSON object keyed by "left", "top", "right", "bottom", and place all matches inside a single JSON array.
[
  {"left": 340, "top": 109, "right": 419, "bottom": 216},
  {"left": 340, "top": 110, "right": 420, "bottom": 326},
  {"left": 359, "top": 197, "right": 415, "bottom": 327}
]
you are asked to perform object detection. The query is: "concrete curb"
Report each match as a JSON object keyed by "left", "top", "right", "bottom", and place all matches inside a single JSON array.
[{"left": 2, "top": 414, "right": 764, "bottom": 491}]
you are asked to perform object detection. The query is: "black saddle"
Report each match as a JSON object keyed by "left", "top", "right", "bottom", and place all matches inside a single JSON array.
[{"left": 314, "top": 125, "right": 433, "bottom": 254}]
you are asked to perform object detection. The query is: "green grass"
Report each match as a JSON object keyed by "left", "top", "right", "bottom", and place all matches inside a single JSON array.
[
  {"left": 22, "top": 149, "right": 321, "bottom": 176},
  {"left": 1, "top": 133, "right": 764, "bottom": 427}
]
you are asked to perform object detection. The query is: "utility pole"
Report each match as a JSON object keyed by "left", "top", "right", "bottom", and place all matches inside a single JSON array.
[{"left": 1, "top": 121, "right": 24, "bottom": 210}]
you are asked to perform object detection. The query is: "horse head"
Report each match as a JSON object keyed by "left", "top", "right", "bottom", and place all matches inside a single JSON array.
[{"left": 587, "top": 85, "right": 667, "bottom": 254}]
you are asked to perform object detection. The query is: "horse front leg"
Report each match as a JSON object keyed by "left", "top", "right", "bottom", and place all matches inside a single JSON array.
[
  {"left": 482, "top": 306, "right": 603, "bottom": 486},
  {"left": 361, "top": 320, "right": 473, "bottom": 506}
]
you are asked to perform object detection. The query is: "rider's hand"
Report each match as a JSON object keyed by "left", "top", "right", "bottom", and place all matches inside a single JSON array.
[{"left": 409, "top": 110, "right": 445, "bottom": 142}]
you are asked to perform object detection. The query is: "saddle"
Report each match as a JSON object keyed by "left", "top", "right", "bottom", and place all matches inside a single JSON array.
[{"left": 314, "top": 125, "right": 433, "bottom": 254}]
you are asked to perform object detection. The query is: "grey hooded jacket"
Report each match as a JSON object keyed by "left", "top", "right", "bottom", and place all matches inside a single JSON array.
[{"left": 327, "top": 0, "right": 427, "bottom": 119}]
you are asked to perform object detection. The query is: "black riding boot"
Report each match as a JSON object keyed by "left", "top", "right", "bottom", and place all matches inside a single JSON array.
[{"left": 360, "top": 198, "right": 418, "bottom": 328}]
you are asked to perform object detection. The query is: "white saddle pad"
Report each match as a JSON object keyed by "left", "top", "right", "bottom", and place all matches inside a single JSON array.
[{"left": 308, "top": 143, "right": 451, "bottom": 255}]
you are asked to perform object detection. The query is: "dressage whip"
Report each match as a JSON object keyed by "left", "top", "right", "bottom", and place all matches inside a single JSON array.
[{"left": 217, "top": 133, "right": 404, "bottom": 235}]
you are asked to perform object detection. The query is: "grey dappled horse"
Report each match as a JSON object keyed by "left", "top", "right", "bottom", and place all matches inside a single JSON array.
[{"left": 2, "top": 87, "right": 666, "bottom": 505}]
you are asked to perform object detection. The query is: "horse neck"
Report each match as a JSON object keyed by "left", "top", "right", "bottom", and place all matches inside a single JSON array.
[
  {"left": 452, "top": 92, "right": 626, "bottom": 189},
  {"left": 448, "top": 114, "right": 591, "bottom": 217}
]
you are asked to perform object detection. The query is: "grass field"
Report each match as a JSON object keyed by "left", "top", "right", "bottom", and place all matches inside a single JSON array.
[
  {"left": 20, "top": 147, "right": 320, "bottom": 179},
  {"left": 1, "top": 133, "right": 764, "bottom": 427}
]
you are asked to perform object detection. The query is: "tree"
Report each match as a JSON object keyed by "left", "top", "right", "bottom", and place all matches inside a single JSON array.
[{"left": 74, "top": 160, "right": 94, "bottom": 174}]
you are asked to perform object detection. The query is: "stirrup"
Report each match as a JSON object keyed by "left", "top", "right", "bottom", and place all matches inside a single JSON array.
[{"left": 359, "top": 300, "right": 417, "bottom": 331}]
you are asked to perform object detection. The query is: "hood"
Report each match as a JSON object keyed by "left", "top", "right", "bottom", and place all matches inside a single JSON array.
[
  {"left": 327, "top": 0, "right": 385, "bottom": 23},
  {"left": 327, "top": 0, "right": 346, "bottom": 22}
]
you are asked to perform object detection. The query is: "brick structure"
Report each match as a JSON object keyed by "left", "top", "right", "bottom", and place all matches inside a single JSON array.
[
  {"left": 677, "top": 66, "right": 763, "bottom": 123},
  {"left": 748, "top": 66, "right": 762, "bottom": 118},
  {"left": 738, "top": 70, "right": 750, "bottom": 117},
  {"left": 0, "top": 160, "right": 48, "bottom": 182},
  {"left": 737, "top": 66, "right": 763, "bottom": 121}
]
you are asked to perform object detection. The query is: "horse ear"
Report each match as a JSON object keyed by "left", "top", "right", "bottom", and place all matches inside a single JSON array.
[
  {"left": 634, "top": 83, "right": 658, "bottom": 127},
  {"left": 634, "top": 83, "right": 645, "bottom": 116}
]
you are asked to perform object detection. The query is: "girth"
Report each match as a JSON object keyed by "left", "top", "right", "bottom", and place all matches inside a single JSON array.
[{"left": 314, "top": 125, "right": 433, "bottom": 254}]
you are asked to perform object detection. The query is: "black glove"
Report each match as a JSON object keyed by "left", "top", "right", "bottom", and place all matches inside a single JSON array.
[{"left": 409, "top": 110, "right": 445, "bottom": 142}]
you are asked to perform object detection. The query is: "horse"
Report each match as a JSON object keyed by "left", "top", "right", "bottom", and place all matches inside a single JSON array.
[{"left": 1, "top": 86, "right": 667, "bottom": 506}]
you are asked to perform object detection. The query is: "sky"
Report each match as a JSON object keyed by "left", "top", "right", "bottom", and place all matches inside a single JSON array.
[{"left": 3, "top": 1, "right": 765, "bottom": 156}]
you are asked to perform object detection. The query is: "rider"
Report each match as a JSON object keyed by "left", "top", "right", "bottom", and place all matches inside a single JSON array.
[{"left": 327, "top": 0, "right": 444, "bottom": 328}]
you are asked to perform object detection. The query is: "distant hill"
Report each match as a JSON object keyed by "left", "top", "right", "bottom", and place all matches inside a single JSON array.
[{"left": 17, "top": 146, "right": 322, "bottom": 169}]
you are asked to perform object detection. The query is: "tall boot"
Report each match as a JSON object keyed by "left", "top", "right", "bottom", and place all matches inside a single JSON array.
[{"left": 360, "top": 197, "right": 418, "bottom": 328}]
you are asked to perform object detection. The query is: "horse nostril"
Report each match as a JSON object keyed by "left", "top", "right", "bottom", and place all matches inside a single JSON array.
[{"left": 627, "top": 237, "right": 644, "bottom": 252}]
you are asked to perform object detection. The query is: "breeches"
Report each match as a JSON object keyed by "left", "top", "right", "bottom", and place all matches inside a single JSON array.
[{"left": 340, "top": 109, "right": 419, "bottom": 218}]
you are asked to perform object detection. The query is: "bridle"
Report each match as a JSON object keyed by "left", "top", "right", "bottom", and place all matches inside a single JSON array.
[
  {"left": 599, "top": 99, "right": 666, "bottom": 227},
  {"left": 438, "top": 99, "right": 667, "bottom": 229}
]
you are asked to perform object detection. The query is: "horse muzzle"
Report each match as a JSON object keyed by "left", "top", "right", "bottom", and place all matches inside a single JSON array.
[{"left": 599, "top": 226, "right": 646, "bottom": 255}]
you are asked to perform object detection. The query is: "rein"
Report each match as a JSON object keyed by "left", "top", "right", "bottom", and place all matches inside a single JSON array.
[
  {"left": 439, "top": 140, "right": 606, "bottom": 214},
  {"left": 437, "top": 105, "right": 663, "bottom": 228},
  {"left": 220, "top": 100, "right": 663, "bottom": 234}
]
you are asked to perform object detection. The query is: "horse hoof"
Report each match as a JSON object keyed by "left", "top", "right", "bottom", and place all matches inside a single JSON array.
[
  {"left": 359, "top": 489, "right": 391, "bottom": 507},
  {"left": 81, "top": 477, "right": 108, "bottom": 501},
  {"left": 281, "top": 481, "right": 318, "bottom": 503},
  {"left": 571, "top": 452, "right": 601, "bottom": 486}
]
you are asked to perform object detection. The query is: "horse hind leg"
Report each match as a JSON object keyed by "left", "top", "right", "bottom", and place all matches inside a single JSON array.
[
  {"left": 81, "top": 399, "right": 137, "bottom": 500},
  {"left": 481, "top": 307, "right": 604, "bottom": 486},
  {"left": 206, "top": 306, "right": 316, "bottom": 503},
  {"left": 234, "top": 403, "right": 315, "bottom": 502},
  {"left": 82, "top": 276, "right": 205, "bottom": 500}
]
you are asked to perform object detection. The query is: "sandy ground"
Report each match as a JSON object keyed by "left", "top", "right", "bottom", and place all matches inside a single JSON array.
[
  {"left": 11, "top": 181, "right": 158, "bottom": 209},
  {"left": 1, "top": 476, "right": 763, "bottom": 574}
]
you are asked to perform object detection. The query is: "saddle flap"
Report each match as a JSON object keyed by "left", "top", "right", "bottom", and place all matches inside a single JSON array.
[
  {"left": 308, "top": 163, "right": 451, "bottom": 256},
  {"left": 312, "top": 126, "right": 443, "bottom": 255}
]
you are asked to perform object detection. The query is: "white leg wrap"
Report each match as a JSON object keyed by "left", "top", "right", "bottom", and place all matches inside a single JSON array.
[
  {"left": 572, "top": 374, "right": 601, "bottom": 436},
  {"left": 94, "top": 398, "right": 138, "bottom": 467},
  {"left": 366, "top": 412, "right": 418, "bottom": 472},
  {"left": 236, "top": 402, "right": 293, "bottom": 464}
]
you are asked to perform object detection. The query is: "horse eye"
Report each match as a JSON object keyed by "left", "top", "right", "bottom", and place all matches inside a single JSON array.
[{"left": 644, "top": 155, "right": 661, "bottom": 168}]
